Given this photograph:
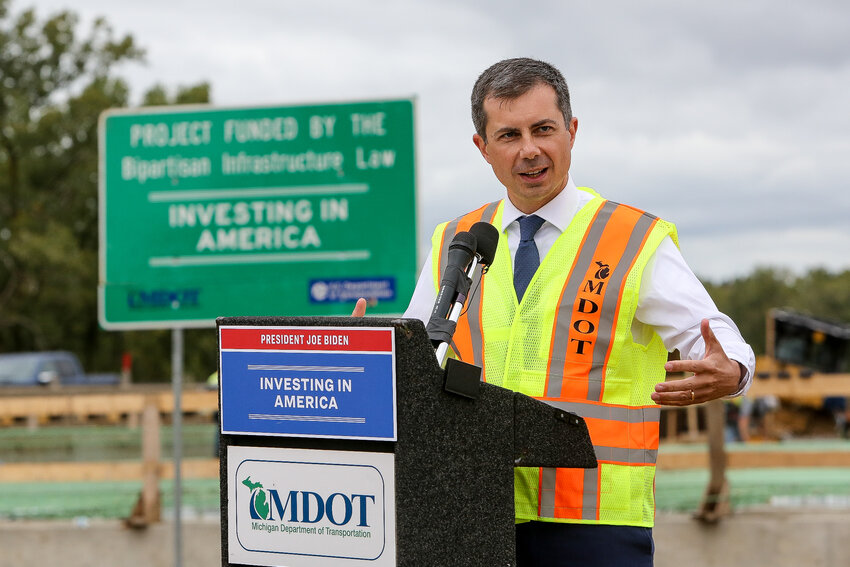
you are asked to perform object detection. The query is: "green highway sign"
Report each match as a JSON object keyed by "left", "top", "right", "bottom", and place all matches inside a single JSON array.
[{"left": 99, "top": 99, "right": 417, "bottom": 329}]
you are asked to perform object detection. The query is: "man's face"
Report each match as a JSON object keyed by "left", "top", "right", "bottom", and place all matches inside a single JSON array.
[{"left": 473, "top": 83, "right": 577, "bottom": 214}]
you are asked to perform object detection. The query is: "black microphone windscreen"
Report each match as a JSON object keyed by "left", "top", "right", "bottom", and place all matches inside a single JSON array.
[
  {"left": 448, "top": 230, "right": 477, "bottom": 257},
  {"left": 470, "top": 222, "right": 499, "bottom": 266}
]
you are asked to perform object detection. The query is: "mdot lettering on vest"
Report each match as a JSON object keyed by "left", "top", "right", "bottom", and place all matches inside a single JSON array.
[{"left": 570, "top": 263, "right": 609, "bottom": 356}]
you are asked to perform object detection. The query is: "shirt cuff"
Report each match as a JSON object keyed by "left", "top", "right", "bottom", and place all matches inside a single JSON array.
[{"left": 725, "top": 354, "right": 755, "bottom": 398}]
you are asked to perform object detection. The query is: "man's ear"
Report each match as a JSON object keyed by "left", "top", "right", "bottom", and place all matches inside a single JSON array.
[
  {"left": 472, "top": 133, "right": 491, "bottom": 164},
  {"left": 568, "top": 117, "right": 578, "bottom": 150}
]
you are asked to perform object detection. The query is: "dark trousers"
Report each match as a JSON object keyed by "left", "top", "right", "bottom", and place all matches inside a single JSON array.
[{"left": 516, "top": 521, "right": 654, "bottom": 567}]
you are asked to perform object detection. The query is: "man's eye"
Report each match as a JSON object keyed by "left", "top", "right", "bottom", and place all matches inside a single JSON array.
[{"left": 500, "top": 132, "right": 517, "bottom": 140}]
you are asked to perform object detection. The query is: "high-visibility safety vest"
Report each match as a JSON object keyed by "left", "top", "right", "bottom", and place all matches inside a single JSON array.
[{"left": 430, "top": 188, "right": 678, "bottom": 527}]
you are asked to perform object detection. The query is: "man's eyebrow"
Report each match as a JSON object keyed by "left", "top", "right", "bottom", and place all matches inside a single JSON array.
[
  {"left": 531, "top": 118, "right": 558, "bottom": 129},
  {"left": 492, "top": 119, "right": 559, "bottom": 137},
  {"left": 492, "top": 125, "right": 519, "bottom": 137}
]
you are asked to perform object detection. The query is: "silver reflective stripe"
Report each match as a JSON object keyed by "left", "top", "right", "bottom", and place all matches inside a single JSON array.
[
  {"left": 466, "top": 263, "right": 484, "bottom": 366},
  {"left": 581, "top": 468, "right": 599, "bottom": 520},
  {"left": 539, "top": 467, "right": 558, "bottom": 517},
  {"left": 467, "top": 202, "right": 500, "bottom": 367},
  {"left": 480, "top": 201, "right": 501, "bottom": 225},
  {"left": 546, "top": 201, "right": 618, "bottom": 398},
  {"left": 593, "top": 446, "right": 658, "bottom": 465},
  {"left": 543, "top": 400, "right": 661, "bottom": 424},
  {"left": 438, "top": 218, "right": 461, "bottom": 275},
  {"left": 538, "top": 467, "right": 602, "bottom": 520},
  {"left": 438, "top": 201, "right": 501, "bottom": 281},
  {"left": 586, "top": 211, "right": 657, "bottom": 400}
]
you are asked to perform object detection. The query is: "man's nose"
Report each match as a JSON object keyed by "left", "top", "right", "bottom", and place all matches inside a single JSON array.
[{"left": 518, "top": 134, "right": 540, "bottom": 159}]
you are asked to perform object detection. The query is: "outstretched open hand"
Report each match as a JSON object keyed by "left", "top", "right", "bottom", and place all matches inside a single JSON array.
[{"left": 652, "top": 319, "right": 744, "bottom": 406}]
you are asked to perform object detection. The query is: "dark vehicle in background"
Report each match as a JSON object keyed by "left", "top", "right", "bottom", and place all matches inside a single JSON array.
[
  {"left": 771, "top": 308, "right": 850, "bottom": 373},
  {"left": 0, "top": 351, "right": 119, "bottom": 387}
]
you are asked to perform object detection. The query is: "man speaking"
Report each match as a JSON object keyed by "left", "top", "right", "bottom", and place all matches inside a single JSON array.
[{"left": 356, "top": 57, "right": 754, "bottom": 566}]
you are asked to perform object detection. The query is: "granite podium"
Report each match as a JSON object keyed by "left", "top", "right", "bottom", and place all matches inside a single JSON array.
[{"left": 218, "top": 315, "right": 596, "bottom": 567}]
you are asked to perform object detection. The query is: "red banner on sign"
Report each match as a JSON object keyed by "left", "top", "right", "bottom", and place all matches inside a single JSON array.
[{"left": 220, "top": 326, "right": 393, "bottom": 352}]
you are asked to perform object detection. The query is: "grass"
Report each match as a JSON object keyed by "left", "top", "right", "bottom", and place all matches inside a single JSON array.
[
  {"left": 0, "top": 479, "right": 221, "bottom": 520},
  {"left": 1, "top": 424, "right": 848, "bottom": 519}
]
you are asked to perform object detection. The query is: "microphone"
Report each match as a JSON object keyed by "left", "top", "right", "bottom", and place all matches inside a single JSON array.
[
  {"left": 469, "top": 221, "right": 499, "bottom": 267},
  {"left": 427, "top": 222, "right": 500, "bottom": 366},
  {"left": 426, "top": 231, "right": 477, "bottom": 346}
]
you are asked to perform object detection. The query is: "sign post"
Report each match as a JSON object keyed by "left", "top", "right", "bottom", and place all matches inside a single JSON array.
[{"left": 99, "top": 99, "right": 417, "bottom": 329}]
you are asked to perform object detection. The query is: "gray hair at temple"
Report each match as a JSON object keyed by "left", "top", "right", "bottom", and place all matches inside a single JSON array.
[{"left": 471, "top": 57, "right": 572, "bottom": 142}]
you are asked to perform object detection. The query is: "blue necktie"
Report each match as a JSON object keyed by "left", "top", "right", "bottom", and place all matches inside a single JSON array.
[{"left": 513, "top": 214, "right": 545, "bottom": 302}]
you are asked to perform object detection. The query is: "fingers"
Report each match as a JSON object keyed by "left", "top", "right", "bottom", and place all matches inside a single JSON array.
[
  {"left": 652, "top": 383, "right": 700, "bottom": 406},
  {"left": 665, "top": 358, "right": 698, "bottom": 374},
  {"left": 350, "top": 298, "right": 367, "bottom": 317},
  {"left": 656, "top": 321, "right": 741, "bottom": 405},
  {"left": 652, "top": 378, "right": 701, "bottom": 406}
]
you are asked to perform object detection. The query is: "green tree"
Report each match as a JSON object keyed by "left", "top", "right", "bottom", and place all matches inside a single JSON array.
[
  {"left": 704, "top": 267, "right": 850, "bottom": 358},
  {"left": 791, "top": 269, "right": 850, "bottom": 323},
  {"left": 0, "top": 2, "right": 214, "bottom": 380},
  {"left": 704, "top": 267, "right": 797, "bottom": 356},
  {"left": 0, "top": 1, "right": 142, "bottom": 357}
]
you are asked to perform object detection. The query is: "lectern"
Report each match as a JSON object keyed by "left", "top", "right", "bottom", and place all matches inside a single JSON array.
[{"left": 218, "top": 316, "right": 596, "bottom": 567}]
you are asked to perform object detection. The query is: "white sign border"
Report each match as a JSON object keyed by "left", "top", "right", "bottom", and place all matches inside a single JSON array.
[
  {"left": 227, "top": 445, "right": 397, "bottom": 566},
  {"left": 219, "top": 325, "right": 398, "bottom": 441}
]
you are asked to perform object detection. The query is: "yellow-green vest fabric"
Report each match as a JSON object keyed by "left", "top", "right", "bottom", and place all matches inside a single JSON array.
[{"left": 430, "top": 189, "right": 678, "bottom": 527}]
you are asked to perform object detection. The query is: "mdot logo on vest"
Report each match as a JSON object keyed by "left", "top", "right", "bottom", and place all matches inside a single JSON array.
[{"left": 228, "top": 446, "right": 396, "bottom": 567}]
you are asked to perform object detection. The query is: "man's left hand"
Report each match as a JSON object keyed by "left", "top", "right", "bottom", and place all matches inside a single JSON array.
[{"left": 652, "top": 319, "right": 744, "bottom": 406}]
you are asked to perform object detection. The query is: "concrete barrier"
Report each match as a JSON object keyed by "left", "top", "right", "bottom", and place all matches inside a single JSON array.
[
  {"left": 655, "top": 509, "right": 850, "bottom": 567},
  {"left": 1, "top": 510, "right": 848, "bottom": 567},
  {"left": 0, "top": 518, "right": 220, "bottom": 567}
]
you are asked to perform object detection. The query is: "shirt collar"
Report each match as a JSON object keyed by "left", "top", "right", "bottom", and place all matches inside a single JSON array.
[{"left": 501, "top": 175, "right": 578, "bottom": 233}]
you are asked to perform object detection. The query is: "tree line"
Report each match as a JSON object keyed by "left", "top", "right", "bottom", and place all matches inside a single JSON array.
[
  {"left": 704, "top": 267, "right": 850, "bottom": 358},
  {"left": 0, "top": 1, "right": 214, "bottom": 381},
  {"left": 2, "top": 2, "right": 849, "bottom": 382}
]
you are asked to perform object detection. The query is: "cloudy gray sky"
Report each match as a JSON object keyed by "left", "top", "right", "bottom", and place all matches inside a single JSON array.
[{"left": 28, "top": 0, "right": 850, "bottom": 281}]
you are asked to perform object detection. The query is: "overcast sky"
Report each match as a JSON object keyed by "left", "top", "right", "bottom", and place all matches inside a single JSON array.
[{"left": 26, "top": 0, "right": 850, "bottom": 282}]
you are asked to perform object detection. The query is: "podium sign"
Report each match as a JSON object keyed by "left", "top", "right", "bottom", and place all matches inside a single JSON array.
[
  {"left": 228, "top": 445, "right": 396, "bottom": 567},
  {"left": 218, "top": 316, "right": 598, "bottom": 567},
  {"left": 219, "top": 325, "right": 397, "bottom": 440}
]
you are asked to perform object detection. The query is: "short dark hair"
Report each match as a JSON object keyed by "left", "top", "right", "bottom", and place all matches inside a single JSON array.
[{"left": 471, "top": 57, "right": 572, "bottom": 141}]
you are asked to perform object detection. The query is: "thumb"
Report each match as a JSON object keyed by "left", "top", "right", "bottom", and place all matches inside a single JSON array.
[
  {"left": 701, "top": 319, "right": 723, "bottom": 358},
  {"left": 351, "top": 298, "right": 367, "bottom": 318}
]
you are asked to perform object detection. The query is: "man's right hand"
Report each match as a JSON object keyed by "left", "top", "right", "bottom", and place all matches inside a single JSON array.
[{"left": 351, "top": 297, "right": 367, "bottom": 317}]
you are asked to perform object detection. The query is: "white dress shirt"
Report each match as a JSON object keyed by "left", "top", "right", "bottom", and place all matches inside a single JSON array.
[{"left": 404, "top": 177, "right": 756, "bottom": 395}]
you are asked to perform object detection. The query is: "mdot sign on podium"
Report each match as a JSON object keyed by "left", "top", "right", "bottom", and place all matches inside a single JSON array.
[{"left": 98, "top": 99, "right": 416, "bottom": 329}]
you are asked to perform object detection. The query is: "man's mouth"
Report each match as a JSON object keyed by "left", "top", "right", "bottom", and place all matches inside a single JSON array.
[{"left": 519, "top": 167, "right": 547, "bottom": 180}]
